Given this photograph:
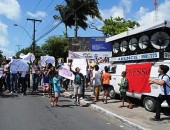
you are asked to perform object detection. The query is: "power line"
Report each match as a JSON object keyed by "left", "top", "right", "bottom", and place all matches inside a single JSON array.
[{"left": 36, "top": 1, "right": 87, "bottom": 42}]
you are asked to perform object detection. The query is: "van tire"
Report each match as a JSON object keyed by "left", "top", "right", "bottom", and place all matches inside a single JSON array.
[
  {"left": 109, "top": 89, "right": 116, "bottom": 99},
  {"left": 143, "top": 97, "right": 156, "bottom": 112}
]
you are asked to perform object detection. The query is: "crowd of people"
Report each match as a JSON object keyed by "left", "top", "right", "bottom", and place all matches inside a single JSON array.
[
  {"left": 0, "top": 57, "right": 131, "bottom": 108},
  {"left": 0, "top": 56, "right": 170, "bottom": 121}
]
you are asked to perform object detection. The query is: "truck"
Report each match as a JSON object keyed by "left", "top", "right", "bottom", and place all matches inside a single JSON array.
[{"left": 105, "top": 20, "right": 170, "bottom": 112}]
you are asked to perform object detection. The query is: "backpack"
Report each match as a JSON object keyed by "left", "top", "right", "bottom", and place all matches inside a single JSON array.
[
  {"left": 125, "top": 78, "right": 129, "bottom": 91},
  {"left": 159, "top": 74, "right": 170, "bottom": 95},
  {"left": 75, "top": 73, "right": 82, "bottom": 84}
]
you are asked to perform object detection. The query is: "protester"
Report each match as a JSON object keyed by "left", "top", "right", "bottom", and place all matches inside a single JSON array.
[
  {"left": 31, "top": 60, "right": 40, "bottom": 93},
  {"left": 4, "top": 60, "right": 11, "bottom": 93},
  {"left": 118, "top": 71, "right": 133, "bottom": 109},
  {"left": 47, "top": 63, "right": 55, "bottom": 99},
  {"left": 101, "top": 66, "right": 111, "bottom": 104},
  {"left": 63, "top": 78, "right": 70, "bottom": 92},
  {"left": 42, "top": 69, "right": 50, "bottom": 97},
  {"left": 51, "top": 71, "right": 61, "bottom": 107},
  {"left": 70, "top": 62, "right": 84, "bottom": 106},
  {"left": 149, "top": 65, "right": 170, "bottom": 121},
  {"left": 92, "top": 65, "right": 101, "bottom": 102},
  {"left": 20, "top": 71, "right": 27, "bottom": 95}
]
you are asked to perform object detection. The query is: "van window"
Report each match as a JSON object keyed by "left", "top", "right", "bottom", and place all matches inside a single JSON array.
[{"left": 109, "top": 66, "right": 116, "bottom": 73}]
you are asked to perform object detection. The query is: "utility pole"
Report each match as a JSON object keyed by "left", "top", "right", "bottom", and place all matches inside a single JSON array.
[
  {"left": 27, "top": 18, "right": 42, "bottom": 55},
  {"left": 16, "top": 45, "right": 21, "bottom": 52}
]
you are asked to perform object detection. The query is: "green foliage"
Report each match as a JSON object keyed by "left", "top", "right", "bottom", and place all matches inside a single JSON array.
[
  {"left": 55, "top": 0, "right": 102, "bottom": 38},
  {"left": 101, "top": 17, "right": 140, "bottom": 37},
  {"left": 41, "top": 36, "right": 69, "bottom": 58}
]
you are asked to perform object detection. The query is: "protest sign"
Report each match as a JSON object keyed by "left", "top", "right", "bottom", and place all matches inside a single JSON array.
[
  {"left": 40, "top": 56, "right": 55, "bottom": 67},
  {"left": 72, "top": 59, "right": 87, "bottom": 75},
  {"left": 59, "top": 66, "right": 74, "bottom": 80},
  {"left": 19, "top": 53, "right": 35, "bottom": 63},
  {"left": 10, "top": 59, "right": 29, "bottom": 72}
]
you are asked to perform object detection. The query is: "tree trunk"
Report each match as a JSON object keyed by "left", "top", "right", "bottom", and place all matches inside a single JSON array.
[{"left": 74, "top": 14, "right": 78, "bottom": 38}]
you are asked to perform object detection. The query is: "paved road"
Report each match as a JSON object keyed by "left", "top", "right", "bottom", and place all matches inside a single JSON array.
[{"left": 0, "top": 93, "right": 130, "bottom": 130}]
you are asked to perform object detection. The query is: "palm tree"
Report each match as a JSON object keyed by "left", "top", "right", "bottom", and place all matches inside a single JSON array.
[{"left": 65, "top": 0, "right": 102, "bottom": 38}]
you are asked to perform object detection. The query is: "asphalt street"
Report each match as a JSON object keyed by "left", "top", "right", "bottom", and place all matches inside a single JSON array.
[{"left": 0, "top": 93, "right": 130, "bottom": 130}]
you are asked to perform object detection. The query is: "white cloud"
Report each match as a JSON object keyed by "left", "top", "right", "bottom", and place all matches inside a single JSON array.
[
  {"left": 136, "top": 0, "right": 170, "bottom": 26},
  {"left": 0, "top": 21, "right": 9, "bottom": 46},
  {"left": 119, "top": 0, "right": 132, "bottom": 13},
  {"left": 27, "top": 11, "right": 47, "bottom": 18},
  {"left": 0, "top": 0, "right": 21, "bottom": 20},
  {"left": 0, "top": 48, "right": 15, "bottom": 57}
]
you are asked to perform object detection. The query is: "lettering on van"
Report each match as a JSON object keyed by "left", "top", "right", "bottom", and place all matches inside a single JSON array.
[{"left": 109, "top": 52, "right": 159, "bottom": 62}]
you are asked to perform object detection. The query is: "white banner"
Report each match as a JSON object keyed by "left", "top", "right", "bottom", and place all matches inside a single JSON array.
[
  {"left": 10, "top": 59, "right": 29, "bottom": 72},
  {"left": 19, "top": 53, "right": 35, "bottom": 63},
  {"left": 72, "top": 59, "right": 87, "bottom": 76},
  {"left": 40, "top": 56, "right": 55, "bottom": 67},
  {"left": 69, "top": 51, "right": 112, "bottom": 59},
  {"left": 59, "top": 66, "right": 74, "bottom": 80},
  {"left": 109, "top": 52, "right": 160, "bottom": 62}
]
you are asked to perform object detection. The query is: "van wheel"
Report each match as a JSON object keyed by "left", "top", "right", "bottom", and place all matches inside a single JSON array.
[
  {"left": 109, "top": 89, "right": 116, "bottom": 99},
  {"left": 143, "top": 97, "right": 156, "bottom": 112}
]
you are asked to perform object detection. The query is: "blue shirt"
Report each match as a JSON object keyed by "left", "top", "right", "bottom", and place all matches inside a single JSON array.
[
  {"left": 42, "top": 73, "right": 49, "bottom": 83},
  {"left": 53, "top": 77, "right": 61, "bottom": 92}
]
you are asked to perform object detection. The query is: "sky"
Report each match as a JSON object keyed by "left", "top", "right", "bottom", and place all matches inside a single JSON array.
[{"left": 0, "top": 0, "right": 170, "bottom": 57}]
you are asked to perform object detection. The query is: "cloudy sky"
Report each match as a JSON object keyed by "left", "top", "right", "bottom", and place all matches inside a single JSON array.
[{"left": 0, "top": 0, "right": 169, "bottom": 57}]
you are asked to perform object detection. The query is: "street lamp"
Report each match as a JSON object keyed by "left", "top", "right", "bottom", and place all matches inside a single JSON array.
[
  {"left": 14, "top": 24, "right": 34, "bottom": 54},
  {"left": 14, "top": 24, "right": 32, "bottom": 40}
]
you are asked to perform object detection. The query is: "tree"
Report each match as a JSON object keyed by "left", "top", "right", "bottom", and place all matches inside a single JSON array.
[
  {"left": 54, "top": 5, "right": 73, "bottom": 38},
  {"left": 63, "top": 0, "right": 102, "bottom": 38},
  {"left": 101, "top": 17, "right": 140, "bottom": 37},
  {"left": 41, "top": 36, "right": 69, "bottom": 59}
]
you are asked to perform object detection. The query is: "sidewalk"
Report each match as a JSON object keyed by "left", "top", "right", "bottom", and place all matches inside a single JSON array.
[{"left": 63, "top": 86, "right": 170, "bottom": 130}]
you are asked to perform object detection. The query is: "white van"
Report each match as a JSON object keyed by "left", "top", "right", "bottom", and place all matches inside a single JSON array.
[
  {"left": 105, "top": 20, "right": 170, "bottom": 112},
  {"left": 107, "top": 59, "right": 170, "bottom": 112}
]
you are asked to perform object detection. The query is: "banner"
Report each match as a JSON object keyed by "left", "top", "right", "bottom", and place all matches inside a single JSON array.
[
  {"left": 40, "top": 56, "right": 55, "bottom": 67},
  {"left": 19, "top": 53, "right": 35, "bottom": 63},
  {"left": 69, "top": 51, "right": 112, "bottom": 59},
  {"left": 126, "top": 63, "right": 152, "bottom": 93},
  {"left": 10, "top": 59, "right": 29, "bottom": 72},
  {"left": 90, "top": 37, "right": 112, "bottom": 51},
  {"left": 59, "top": 66, "right": 74, "bottom": 80}
]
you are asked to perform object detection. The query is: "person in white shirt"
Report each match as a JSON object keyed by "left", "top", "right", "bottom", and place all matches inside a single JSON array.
[
  {"left": 149, "top": 65, "right": 170, "bottom": 121},
  {"left": 92, "top": 65, "right": 101, "bottom": 102}
]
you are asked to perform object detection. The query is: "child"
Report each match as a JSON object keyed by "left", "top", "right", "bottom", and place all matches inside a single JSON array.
[
  {"left": 51, "top": 71, "right": 61, "bottom": 107},
  {"left": 42, "top": 70, "right": 50, "bottom": 97},
  {"left": 118, "top": 71, "right": 133, "bottom": 109}
]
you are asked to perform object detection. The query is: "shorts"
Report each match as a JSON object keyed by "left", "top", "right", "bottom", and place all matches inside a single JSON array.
[
  {"left": 54, "top": 92, "right": 60, "bottom": 97},
  {"left": 120, "top": 91, "right": 127, "bottom": 100},
  {"left": 102, "top": 84, "right": 111, "bottom": 91},
  {"left": 74, "top": 84, "right": 82, "bottom": 95},
  {"left": 94, "top": 85, "right": 100, "bottom": 95},
  {"left": 43, "top": 83, "right": 50, "bottom": 91}
]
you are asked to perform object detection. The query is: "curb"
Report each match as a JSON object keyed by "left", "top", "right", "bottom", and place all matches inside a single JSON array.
[{"left": 89, "top": 103, "right": 149, "bottom": 130}]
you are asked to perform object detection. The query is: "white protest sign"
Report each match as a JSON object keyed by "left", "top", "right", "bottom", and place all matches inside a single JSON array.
[
  {"left": 59, "top": 66, "right": 74, "bottom": 80},
  {"left": 10, "top": 59, "right": 29, "bottom": 72},
  {"left": 19, "top": 53, "right": 35, "bottom": 63},
  {"left": 40, "top": 56, "right": 55, "bottom": 67},
  {"left": 72, "top": 59, "right": 87, "bottom": 76}
]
